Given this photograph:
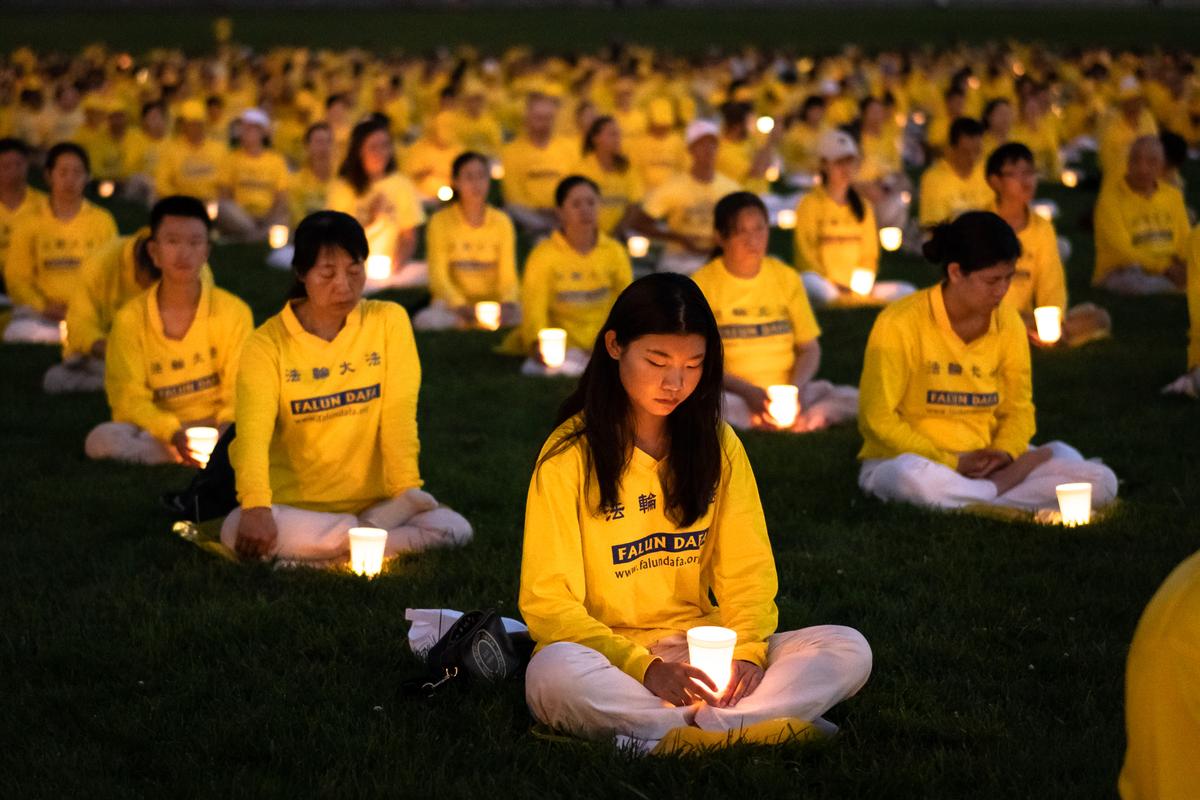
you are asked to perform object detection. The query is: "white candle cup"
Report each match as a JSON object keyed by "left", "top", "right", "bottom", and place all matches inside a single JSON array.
[
  {"left": 205, "top": 201, "right": 219, "bottom": 221},
  {"left": 1061, "top": 169, "right": 1080, "bottom": 188},
  {"left": 849, "top": 268, "right": 877, "bottom": 297},
  {"left": 436, "top": 185, "right": 454, "bottom": 202},
  {"left": 538, "top": 328, "right": 568, "bottom": 369},
  {"left": 365, "top": 254, "right": 393, "bottom": 281},
  {"left": 97, "top": 180, "right": 115, "bottom": 198},
  {"left": 185, "top": 426, "right": 219, "bottom": 467},
  {"left": 348, "top": 526, "right": 388, "bottom": 577},
  {"left": 766, "top": 384, "right": 800, "bottom": 428},
  {"left": 687, "top": 625, "right": 737, "bottom": 694},
  {"left": 879, "top": 226, "right": 903, "bottom": 252},
  {"left": 489, "top": 161, "right": 505, "bottom": 180},
  {"left": 1033, "top": 306, "right": 1063, "bottom": 344},
  {"left": 911, "top": 111, "right": 927, "bottom": 126},
  {"left": 900, "top": 190, "right": 913, "bottom": 205},
  {"left": 475, "top": 301, "right": 501, "bottom": 331},
  {"left": 755, "top": 115, "right": 775, "bottom": 135},
  {"left": 776, "top": 208, "right": 797, "bottom": 230},
  {"left": 626, "top": 235, "right": 650, "bottom": 259},
  {"left": 58, "top": 320, "right": 68, "bottom": 343},
  {"left": 268, "top": 224, "right": 289, "bottom": 249},
  {"left": 1055, "top": 482, "right": 1092, "bottom": 527},
  {"left": 764, "top": 163, "right": 781, "bottom": 182},
  {"left": 1032, "top": 200, "right": 1057, "bottom": 221}
]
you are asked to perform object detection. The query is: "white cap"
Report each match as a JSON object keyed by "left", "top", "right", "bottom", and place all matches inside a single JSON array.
[
  {"left": 239, "top": 107, "right": 271, "bottom": 129},
  {"left": 819, "top": 78, "right": 840, "bottom": 96},
  {"left": 685, "top": 119, "right": 720, "bottom": 146},
  {"left": 1116, "top": 75, "right": 1142, "bottom": 100},
  {"left": 817, "top": 129, "right": 859, "bottom": 161}
]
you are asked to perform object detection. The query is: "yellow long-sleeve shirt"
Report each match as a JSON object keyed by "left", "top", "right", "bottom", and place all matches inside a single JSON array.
[
  {"left": 221, "top": 149, "right": 289, "bottom": 218},
  {"left": 693, "top": 256, "right": 822, "bottom": 389},
  {"left": 512, "top": 231, "right": 632, "bottom": 352},
  {"left": 287, "top": 167, "right": 332, "bottom": 228},
  {"left": 65, "top": 229, "right": 214, "bottom": 358},
  {"left": 154, "top": 138, "right": 229, "bottom": 201},
  {"left": 499, "top": 136, "right": 578, "bottom": 210},
  {"left": 425, "top": 204, "right": 517, "bottom": 308},
  {"left": 5, "top": 201, "right": 118, "bottom": 312},
  {"left": 996, "top": 206, "right": 1068, "bottom": 315},
  {"left": 779, "top": 122, "right": 826, "bottom": 173},
  {"left": 326, "top": 173, "right": 427, "bottom": 261},
  {"left": 573, "top": 154, "right": 643, "bottom": 234},
  {"left": 858, "top": 284, "right": 1036, "bottom": 467},
  {"left": 629, "top": 130, "right": 688, "bottom": 193},
  {"left": 1098, "top": 110, "right": 1158, "bottom": 180},
  {"left": 401, "top": 137, "right": 459, "bottom": 200},
  {"left": 1011, "top": 116, "right": 1063, "bottom": 178},
  {"left": 230, "top": 299, "right": 422, "bottom": 514},
  {"left": 0, "top": 187, "right": 46, "bottom": 281},
  {"left": 105, "top": 281, "right": 251, "bottom": 443},
  {"left": 859, "top": 128, "right": 902, "bottom": 182},
  {"left": 1187, "top": 227, "right": 1200, "bottom": 370},
  {"left": 76, "top": 126, "right": 122, "bottom": 181},
  {"left": 519, "top": 419, "right": 778, "bottom": 682},
  {"left": 453, "top": 112, "right": 503, "bottom": 157},
  {"left": 918, "top": 158, "right": 992, "bottom": 228},
  {"left": 1118, "top": 549, "right": 1200, "bottom": 800},
  {"left": 641, "top": 171, "right": 742, "bottom": 255},
  {"left": 793, "top": 186, "right": 879, "bottom": 287},
  {"left": 121, "top": 129, "right": 166, "bottom": 179},
  {"left": 1093, "top": 178, "right": 1190, "bottom": 285}
]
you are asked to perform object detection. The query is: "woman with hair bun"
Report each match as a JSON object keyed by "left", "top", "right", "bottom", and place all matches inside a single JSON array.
[{"left": 856, "top": 211, "right": 1118, "bottom": 513}]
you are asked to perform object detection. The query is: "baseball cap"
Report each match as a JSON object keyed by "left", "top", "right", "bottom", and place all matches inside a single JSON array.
[
  {"left": 685, "top": 119, "right": 720, "bottom": 146},
  {"left": 817, "top": 129, "right": 859, "bottom": 161}
]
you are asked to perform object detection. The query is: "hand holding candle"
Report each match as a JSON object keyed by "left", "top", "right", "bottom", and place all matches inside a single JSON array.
[
  {"left": 687, "top": 625, "right": 737, "bottom": 694},
  {"left": 184, "top": 426, "right": 219, "bottom": 467},
  {"left": 766, "top": 385, "right": 800, "bottom": 428}
]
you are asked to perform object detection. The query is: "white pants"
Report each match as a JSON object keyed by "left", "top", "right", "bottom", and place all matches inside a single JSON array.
[
  {"left": 3, "top": 308, "right": 62, "bottom": 344},
  {"left": 265, "top": 244, "right": 294, "bottom": 271},
  {"left": 801, "top": 272, "right": 916, "bottom": 308},
  {"left": 1099, "top": 266, "right": 1181, "bottom": 296},
  {"left": 219, "top": 488, "right": 473, "bottom": 562},
  {"left": 215, "top": 200, "right": 286, "bottom": 243},
  {"left": 859, "top": 440, "right": 1119, "bottom": 512},
  {"left": 722, "top": 380, "right": 859, "bottom": 432},
  {"left": 525, "top": 625, "right": 872, "bottom": 743},
  {"left": 521, "top": 347, "right": 589, "bottom": 378},
  {"left": 84, "top": 421, "right": 174, "bottom": 465},
  {"left": 44, "top": 356, "right": 105, "bottom": 393},
  {"left": 657, "top": 252, "right": 707, "bottom": 276},
  {"left": 412, "top": 300, "right": 466, "bottom": 331},
  {"left": 505, "top": 204, "right": 556, "bottom": 238}
]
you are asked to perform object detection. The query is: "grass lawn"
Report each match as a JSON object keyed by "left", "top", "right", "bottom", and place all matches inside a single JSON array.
[{"left": 3, "top": 8, "right": 1200, "bottom": 798}]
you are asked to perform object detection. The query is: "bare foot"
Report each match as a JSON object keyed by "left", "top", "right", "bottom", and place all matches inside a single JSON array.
[{"left": 988, "top": 447, "right": 1053, "bottom": 496}]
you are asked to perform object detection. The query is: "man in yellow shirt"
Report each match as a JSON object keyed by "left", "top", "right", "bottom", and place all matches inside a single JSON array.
[
  {"left": 1093, "top": 136, "right": 1190, "bottom": 295},
  {"left": 1099, "top": 77, "right": 1159, "bottom": 183},
  {"left": 216, "top": 108, "right": 289, "bottom": 243},
  {"left": 1119, "top": 549, "right": 1200, "bottom": 800},
  {"left": 500, "top": 92, "right": 578, "bottom": 236},
  {"left": 631, "top": 119, "right": 741, "bottom": 275},
  {"left": 402, "top": 110, "right": 461, "bottom": 203},
  {"left": 85, "top": 196, "right": 252, "bottom": 465},
  {"left": 918, "top": 117, "right": 991, "bottom": 229},
  {"left": 629, "top": 98, "right": 688, "bottom": 193},
  {"left": 154, "top": 100, "right": 228, "bottom": 203},
  {"left": 287, "top": 123, "right": 335, "bottom": 230},
  {"left": 121, "top": 101, "right": 168, "bottom": 206},
  {"left": 0, "top": 137, "right": 46, "bottom": 301}
]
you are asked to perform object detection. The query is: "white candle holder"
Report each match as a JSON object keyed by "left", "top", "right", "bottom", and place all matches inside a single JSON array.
[
  {"left": 185, "top": 426, "right": 219, "bottom": 467},
  {"left": 268, "top": 224, "right": 289, "bottom": 249},
  {"left": 849, "top": 268, "right": 876, "bottom": 297},
  {"left": 776, "top": 209, "right": 797, "bottom": 230},
  {"left": 1055, "top": 483, "right": 1092, "bottom": 527},
  {"left": 365, "top": 254, "right": 393, "bottom": 281},
  {"left": 766, "top": 384, "right": 800, "bottom": 428},
  {"left": 348, "top": 527, "right": 388, "bottom": 577},
  {"left": 205, "top": 201, "right": 219, "bottom": 221},
  {"left": 1032, "top": 200, "right": 1058, "bottom": 221},
  {"left": 436, "top": 185, "right": 454, "bottom": 202},
  {"left": 538, "top": 328, "right": 567, "bottom": 369},
  {"left": 687, "top": 625, "right": 737, "bottom": 693},
  {"left": 98, "top": 180, "right": 115, "bottom": 198},
  {"left": 475, "top": 301, "right": 501, "bottom": 331},
  {"left": 1061, "top": 169, "right": 1080, "bottom": 189},
  {"left": 879, "top": 226, "right": 903, "bottom": 252},
  {"left": 489, "top": 162, "right": 505, "bottom": 180},
  {"left": 626, "top": 235, "right": 650, "bottom": 259},
  {"left": 1033, "top": 306, "right": 1063, "bottom": 344},
  {"left": 755, "top": 115, "right": 775, "bottom": 135}
]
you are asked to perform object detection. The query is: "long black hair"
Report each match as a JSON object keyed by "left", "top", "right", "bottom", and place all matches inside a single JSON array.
[
  {"left": 338, "top": 117, "right": 397, "bottom": 195},
  {"left": 544, "top": 273, "right": 725, "bottom": 527},
  {"left": 288, "top": 210, "right": 370, "bottom": 299},
  {"left": 582, "top": 115, "right": 630, "bottom": 172},
  {"left": 923, "top": 210, "right": 1021, "bottom": 278}
]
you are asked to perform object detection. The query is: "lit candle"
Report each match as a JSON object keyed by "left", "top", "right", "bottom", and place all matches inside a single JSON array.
[
  {"left": 489, "top": 162, "right": 505, "bottom": 180},
  {"left": 879, "top": 226, "right": 903, "bottom": 252},
  {"left": 475, "top": 301, "right": 501, "bottom": 331},
  {"left": 205, "top": 201, "right": 219, "bottom": 221},
  {"left": 1032, "top": 200, "right": 1057, "bottom": 221},
  {"left": 365, "top": 254, "right": 393, "bottom": 281},
  {"left": 98, "top": 181, "right": 115, "bottom": 198},
  {"left": 626, "top": 235, "right": 650, "bottom": 259},
  {"left": 268, "top": 224, "right": 289, "bottom": 249},
  {"left": 911, "top": 111, "right": 927, "bottom": 126},
  {"left": 185, "top": 426, "right": 219, "bottom": 467},
  {"left": 1055, "top": 483, "right": 1092, "bottom": 527},
  {"left": 766, "top": 384, "right": 799, "bottom": 428},
  {"left": 849, "top": 268, "right": 876, "bottom": 297},
  {"left": 755, "top": 115, "right": 775, "bottom": 135},
  {"left": 894, "top": 112, "right": 907, "bottom": 127},
  {"left": 687, "top": 626, "right": 737, "bottom": 693},
  {"left": 58, "top": 320, "right": 68, "bottom": 343},
  {"left": 764, "top": 164, "right": 781, "bottom": 182},
  {"left": 776, "top": 209, "right": 797, "bottom": 230},
  {"left": 136, "top": 68, "right": 150, "bottom": 85},
  {"left": 900, "top": 190, "right": 912, "bottom": 205},
  {"left": 436, "top": 185, "right": 454, "bottom": 202},
  {"left": 1033, "top": 306, "right": 1063, "bottom": 344},
  {"left": 1061, "top": 169, "right": 1080, "bottom": 189},
  {"left": 538, "top": 328, "right": 567, "bottom": 369},
  {"left": 348, "top": 526, "right": 388, "bottom": 577}
]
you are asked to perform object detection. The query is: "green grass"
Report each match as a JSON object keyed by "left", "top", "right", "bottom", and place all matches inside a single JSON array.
[{"left": 3, "top": 8, "right": 1200, "bottom": 798}]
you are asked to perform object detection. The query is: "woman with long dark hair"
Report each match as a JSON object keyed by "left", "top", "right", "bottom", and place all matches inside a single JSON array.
[
  {"left": 222, "top": 210, "right": 471, "bottom": 563},
  {"left": 520, "top": 272, "right": 871, "bottom": 753},
  {"left": 857, "top": 211, "right": 1118, "bottom": 512}
]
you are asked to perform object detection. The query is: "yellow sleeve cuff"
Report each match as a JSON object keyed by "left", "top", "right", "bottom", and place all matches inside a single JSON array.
[
  {"left": 733, "top": 642, "right": 769, "bottom": 669},
  {"left": 625, "top": 649, "right": 659, "bottom": 683}
]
